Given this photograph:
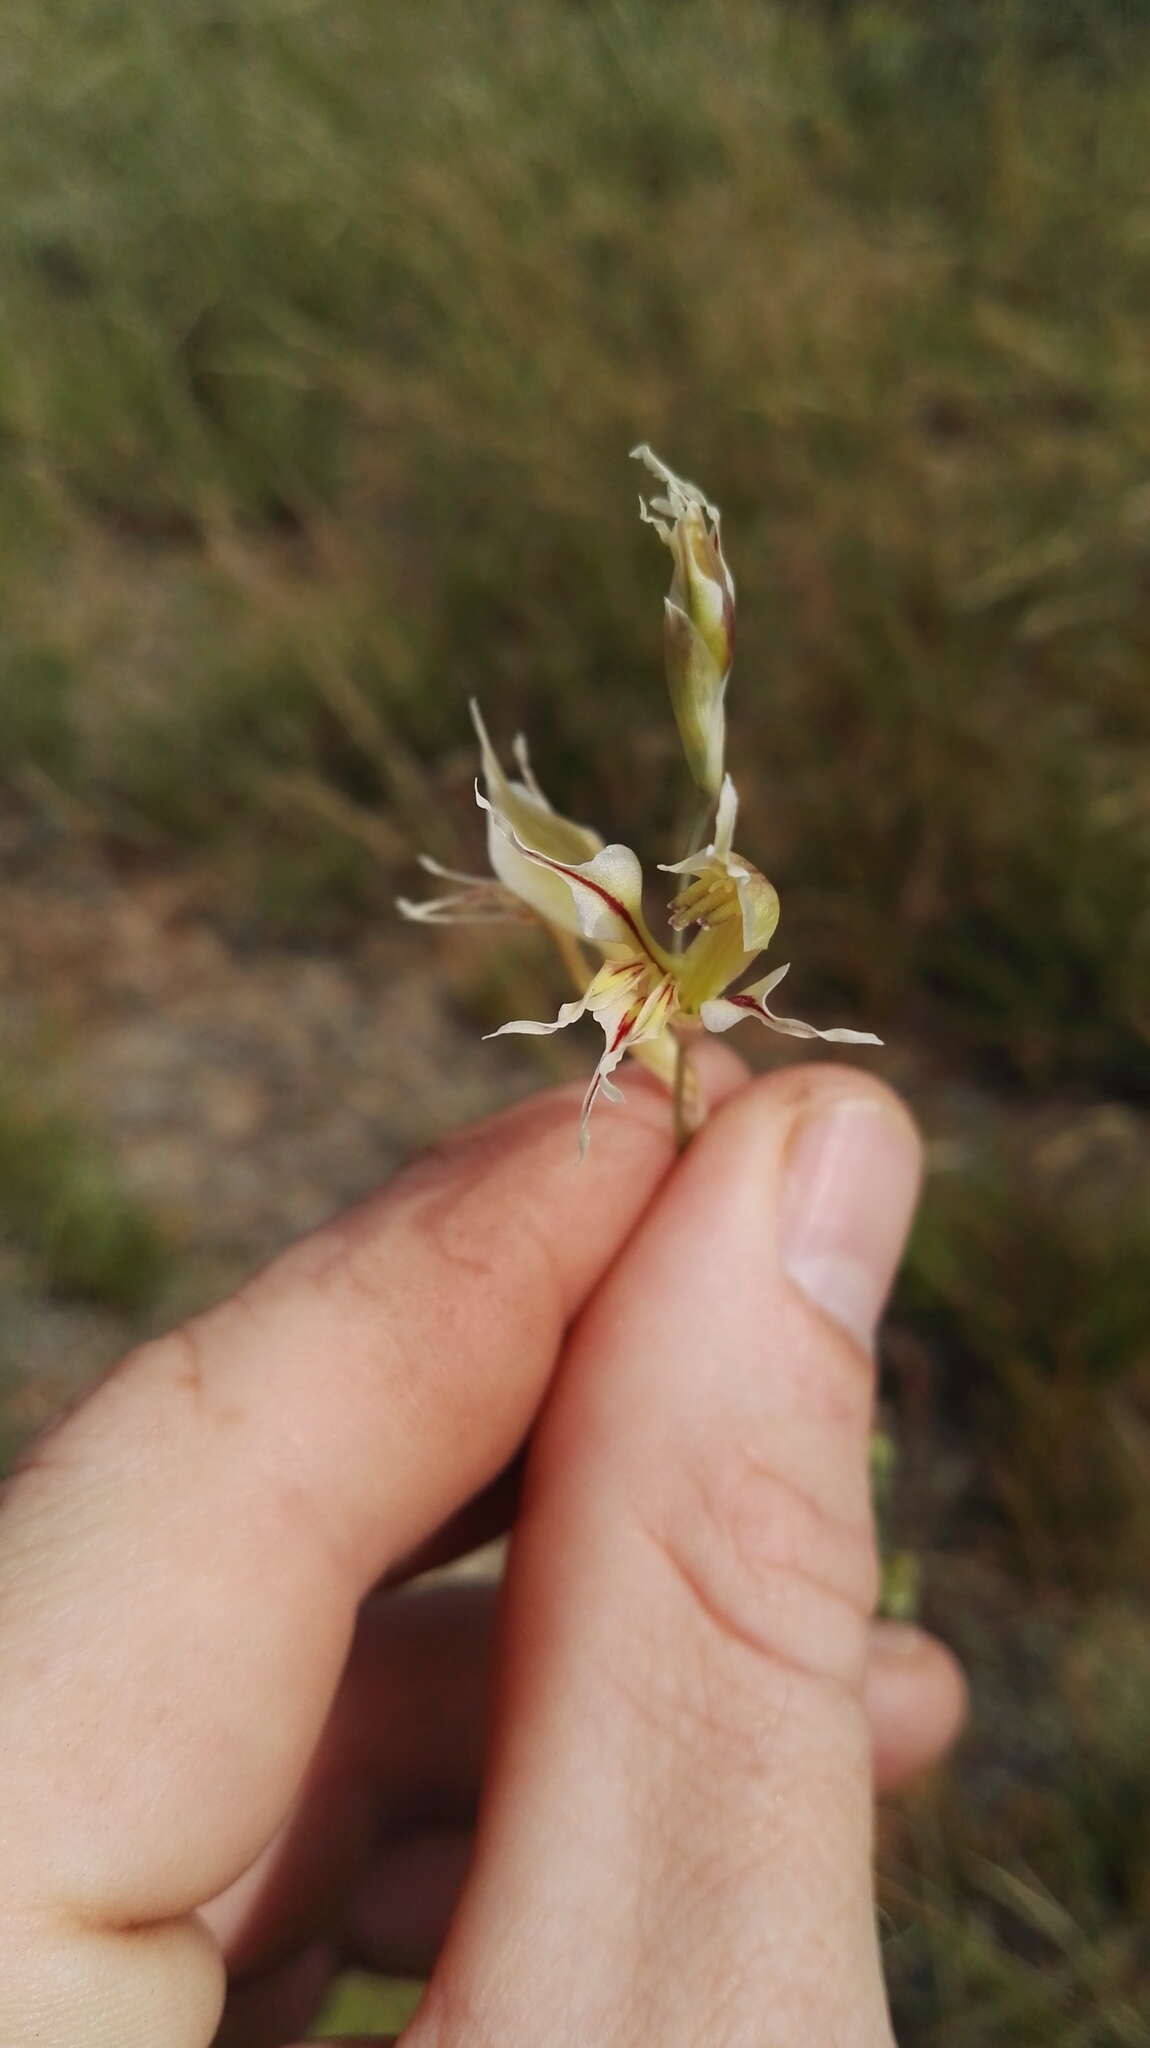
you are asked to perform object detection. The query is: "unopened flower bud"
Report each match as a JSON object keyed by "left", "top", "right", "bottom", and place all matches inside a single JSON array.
[{"left": 632, "top": 444, "right": 735, "bottom": 798}]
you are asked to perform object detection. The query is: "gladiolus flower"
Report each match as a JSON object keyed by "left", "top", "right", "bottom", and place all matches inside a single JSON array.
[
  {"left": 401, "top": 705, "right": 878, "bottom": 1153},
  {"left": 399, "top": 452, "right": 879, "bottom": 1153}
]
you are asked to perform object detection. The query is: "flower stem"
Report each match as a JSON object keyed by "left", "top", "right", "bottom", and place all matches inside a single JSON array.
[
  {"left": 671, "top": 1034, "right": 693, "bottom": 1152},
  {"left": 548, "top": 921, "right": 591, "bottom": 996}
]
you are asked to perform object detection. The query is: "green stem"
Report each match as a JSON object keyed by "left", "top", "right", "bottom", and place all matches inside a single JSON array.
[
  {"left": 685, "top": 794, "right": 712, "bottom": 857},
  {"left": 671, "top": 1034, "right": 692, "bottom": 1151},
  {"left": 548, "top": 920, "right": 591, "bottom": 996}
]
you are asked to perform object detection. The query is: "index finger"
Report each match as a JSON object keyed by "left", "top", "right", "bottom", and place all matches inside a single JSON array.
[{"left": 0, "top": 1060, "right": 742, "bottom": 2011}]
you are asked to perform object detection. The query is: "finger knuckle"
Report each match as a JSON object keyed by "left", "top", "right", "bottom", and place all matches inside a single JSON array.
[{"left": 649, "top": 1435, "right": 877, "bottom": 1695}]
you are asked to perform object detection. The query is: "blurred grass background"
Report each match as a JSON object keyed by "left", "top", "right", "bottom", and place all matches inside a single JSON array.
[{"left": 2, "top": 0, "right": 1150, "bottom": 2038}]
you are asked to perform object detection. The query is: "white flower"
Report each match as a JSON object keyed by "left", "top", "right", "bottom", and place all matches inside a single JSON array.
[
  {"left": 398, "top": 447, "right": 879, "bottom": 1152},
  {"left": 488, "top": 955, "right": 678, "bottom": 1157},
  {"left": 401, "top": 713, "right": 878, "bottom": 1151}
]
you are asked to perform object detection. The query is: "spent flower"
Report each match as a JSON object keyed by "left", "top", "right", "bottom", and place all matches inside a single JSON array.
[
  {"left": 400, "top": 451, "right": 879, "bottom": 1153},
  {"left": 632, "top": 442, "right": 734, "bottom": 799}
]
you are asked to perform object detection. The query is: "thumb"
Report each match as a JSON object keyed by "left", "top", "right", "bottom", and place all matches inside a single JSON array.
[{"left": 410, "top": 1069, "right": 921, "bottom": 2048}]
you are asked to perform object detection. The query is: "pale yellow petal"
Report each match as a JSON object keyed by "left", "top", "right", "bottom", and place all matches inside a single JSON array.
[{"left": 701, "top": 964, "right": 881, "bottom": 1044}]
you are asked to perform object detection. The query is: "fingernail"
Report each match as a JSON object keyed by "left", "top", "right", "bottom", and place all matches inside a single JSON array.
[{"left": 779, "top": 1096, "right": 921, "bottom": 1347}]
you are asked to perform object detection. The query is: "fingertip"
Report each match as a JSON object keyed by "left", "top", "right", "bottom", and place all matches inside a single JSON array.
[
  {"left": 689, "top": 1036, "right": 751, "bottom": 1111},
  {"left": 541, "top": 1057, "right": 922, "bottom": 1541},
  {"left": 402, "top": 1039, "right": 747, "bottom": 1178},
  {"left": 705, "top": 1059, "right": 921, "bottom": 1164},
  {"left": 866, "top": 1622, "right": 968, "bottom": 1792},
  {"left": 661, "top": 1062, "right": 921, "bottom": 1355},
  {"left": 648, "top": 1061, "right": 922, "bottom": 1241}
]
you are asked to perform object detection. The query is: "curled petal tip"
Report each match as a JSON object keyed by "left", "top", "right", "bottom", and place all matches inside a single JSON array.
[{"left": 698, "top": 962, "right": 879, "bottom": 1048}]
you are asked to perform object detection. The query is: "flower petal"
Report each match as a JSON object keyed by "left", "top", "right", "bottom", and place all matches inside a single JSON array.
[
  {"left": 396, "top": 891, "right": 528, "bottom": 926},
  {"left": 662, "top": 600, "right": 727, "bottom": 801},
  {"left": 730, "top": 863, "right": 780, "bottom": 954},
  {"left": 485, "top": 953, "right": 679, "bottom": 1154},
  {"left": 632, "top": 447, "right": 734, "bottom": 799},
  {"left": 476, "top": 785, "right": 670, "bottom": 964},
  {"left": 471, "top": 702, "right": 602, "bottom": 864},
  {"left": 573, "top": 974, "right": 677, "bottom": 1155},
  {"left": 511, "top": 733, "right": 549, "bottom": 805},
  {"left": 624, "top": 1026, "right": 679, "bottom": 1089},
  {"left": 631, "top": 444, "right": 724, "bottom": 545},
  {"left": 484, "top": 990, "right": 591, "bottom": 1040},
  {"left": 658, "top": 776, "right": 738, "bottom": 881},
  {"left": 668, "top": 517, "right": 733, "bottom": 678},
  {"left": 658, "top": 775, "right": 778, "bottom": 972},
  {"left": 701, "top": 964, "right": 882, "bottom": 1044},
  {"left": 471, "top": 701, "right": 606, "bottom": 934},
  {"left": 397, "top": 859, "right": 530, "bottom": 925},
  {"left": 712, "top": 774, "right": 738, "bottom": 860}
]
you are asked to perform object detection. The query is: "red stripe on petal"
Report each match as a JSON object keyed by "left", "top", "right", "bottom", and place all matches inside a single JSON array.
[
  {"left": 523, "top": 848, "right": 661, "bottom": 965},
  {"left": 477, "top": 787, "right": 663, "bottom": 967}
]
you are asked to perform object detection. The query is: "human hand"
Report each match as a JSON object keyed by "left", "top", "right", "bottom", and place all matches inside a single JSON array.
[{"left": 0, "top": 1055, "right": 963, "bottom": 2046}]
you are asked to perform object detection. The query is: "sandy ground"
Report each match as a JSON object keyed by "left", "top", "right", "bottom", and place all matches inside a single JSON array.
[{"left": 0, "top": 829, "right": 534, "bottom": 1432}]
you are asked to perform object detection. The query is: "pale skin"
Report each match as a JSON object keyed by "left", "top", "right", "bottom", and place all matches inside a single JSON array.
[{"left": 0, "top": 1050, "right": 964, "bottom": 2046}]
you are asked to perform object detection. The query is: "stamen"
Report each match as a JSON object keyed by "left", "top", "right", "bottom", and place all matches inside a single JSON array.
[{"left": 668, "top": 871, "right": 740, "bottom": 932}]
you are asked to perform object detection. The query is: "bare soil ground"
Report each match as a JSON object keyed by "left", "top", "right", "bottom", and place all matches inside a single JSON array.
[{"left": 0, "top": 830, "right": 524, "bottom": 1433}]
